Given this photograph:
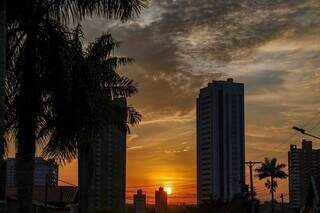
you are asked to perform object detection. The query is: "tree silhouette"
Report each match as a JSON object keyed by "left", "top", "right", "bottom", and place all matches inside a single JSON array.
[
  {"left": 5, "top": 1, "right": 146, "bottom": 212},
  {"left": 39, "top": 27, "right": 141, "bottom": 213},
  {"left": 6, "top": 18, "right": 74, "bottom": 213},
  {"left": 255, "top": 158, "right": 287, "bottom": 213},
  {"left": 0, "top": 0, "right": 6, "bottom": 176}
]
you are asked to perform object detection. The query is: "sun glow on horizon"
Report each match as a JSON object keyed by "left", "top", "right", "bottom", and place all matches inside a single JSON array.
[{"left": 164, "top": 186, "right": 172, "bottom": 195}]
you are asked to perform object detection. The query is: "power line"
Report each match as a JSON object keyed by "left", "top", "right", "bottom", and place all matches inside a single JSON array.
[
  {"left": 127, "top": 184, "right": 158, "bottom": 189},
  {"left": 307, "top": 119, "right": 320, "bottom": 134},
  {"left": 253, "top": 110, "right": 320, "bottom": 161},
  {"left": 127, "top": 183, "right": 196, "bottom": 189},
  {"left": 300, "top": 111, "right": 320, "bottom": 129},
  {"left": 57, "top": 179, "right": 77, "bottom": 187}
]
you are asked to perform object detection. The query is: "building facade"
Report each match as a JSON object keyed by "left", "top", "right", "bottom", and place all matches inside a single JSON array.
[
  {"left": 197, "top": 78, "right": 245, "bottom": 204},
  {"left": 0, "top": 159, "right": 5, "bottom": 211},
  {"left": 86, "top": 98, "right": 127, "bottom": 212},
  {"left": 134, "top": 190, "right": 146, "bottom": 213},
  {"left": 6, "top": 185, "right": 77, "bottom": 213},
  {"left": 6, "top": 157, "right": 58, "bottom": 187},
  {"left": 288, "top": 140, "right": 320, "bottom": 210},
  {"left": 155, "top": 187, "right": 167, "bottom": 213}
]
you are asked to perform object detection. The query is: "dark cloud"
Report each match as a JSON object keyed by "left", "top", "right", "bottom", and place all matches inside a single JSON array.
[
  {"left": 79, "top": 0, "right": 320, "bottom": 131},
  {"left": 98, "top": 0, "right": 320, "bottom": 68},
  {"left": 239, "top": 70, "right": 288, "bottom": 95},
  {"left": 80, "top": 0, "right": 320, "bottom": 124},
  {"left": 82, "top": 0, "right": 320, "bottom": 77},
  {"left": 124, "top": 66, "right": 221, "bottom": 120}
]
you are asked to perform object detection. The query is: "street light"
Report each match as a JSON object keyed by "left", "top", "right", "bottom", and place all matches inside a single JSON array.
[{"left": 292, "top": 126, "right": 320, "bottom": 140}]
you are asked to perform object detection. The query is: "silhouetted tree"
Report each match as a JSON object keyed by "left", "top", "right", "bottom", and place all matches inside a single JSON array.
[
  {"left": 255, "top": 158, "right": 287, "bottom": 213},
  {"left": 0, "top": 2, "right": 6, "bottom": 206},
  {"left": 40, "top": 27, "right": 141, "bottom": 213},
  {"left": 6, "top": 1, "right": 146, "bottom": 212},
  {"left": 0, "top": 0, "right": 6, "bottom": 167},
  {"left": 6, "top": 17, "right": 72, "bottom": 213}
]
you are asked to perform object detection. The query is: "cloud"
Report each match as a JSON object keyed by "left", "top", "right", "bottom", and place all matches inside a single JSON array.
[
  {"left": 99, "top": 0, "right": 320, "bottom": 72},
  {"left": 127, "top": 145, "right": 144, "bottom": 151},
  {"left": 239, "top": 70, "right": 289, "bottom": 95},
  {"left": 119, "top": 64, "right": 221, "bottom": 122},
  {"left": 81, "top": 0, "right": 320, "bottom": 124},
  {"left": 80, "top": 0, "right": 320, "bottom": 157},
  {"left": 67, "top": 0, "right": 320, "bottom": 202}
]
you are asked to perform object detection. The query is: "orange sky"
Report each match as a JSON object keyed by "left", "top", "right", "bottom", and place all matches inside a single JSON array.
[{"left": 57, "top": 157, "right": 290, "bottom": 204}]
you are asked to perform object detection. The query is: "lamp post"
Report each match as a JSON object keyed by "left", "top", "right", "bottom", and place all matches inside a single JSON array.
[{"left": 292, "top": 126, "right": 320, "bottom": 140}]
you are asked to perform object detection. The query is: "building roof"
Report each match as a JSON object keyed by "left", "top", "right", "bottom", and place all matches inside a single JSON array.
[{"left": 6, "top": 186, "right": 77, "bottom": 204}]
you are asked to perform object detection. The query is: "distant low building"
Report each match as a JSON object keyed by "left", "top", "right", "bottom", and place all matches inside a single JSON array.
[
  {"left": 134, "top": 190, "right": 146, "bottom": 213},
  {"left": 288, "top": 140, "right": 320, "bottom": 210},
  {"left": 6, "top": 185, "right": 77, "bottom": 213},
  {"left": 6, "top": 157, "right": 58, "bottom": 187},
  {"left": 155, "top": 187, "right": 167, "bottom": 213}
]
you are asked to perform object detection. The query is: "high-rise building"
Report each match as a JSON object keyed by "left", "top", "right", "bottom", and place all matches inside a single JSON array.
[
  {"left": 155, "top": 187, "right": 167, "bottom": 213},
  {"left": 288, "top": 140, "right": 320, "bottom": 210},
  {"left": 0, "top": 159, "right": 6, "bottom": 210},
  {"left": 86, "top": 98, "right": 127, "bottom": 212},
  {"left": 197, "top": 78, "right": 245, "bottom": 204},
  {"left": 134, "top": 189, "right": 146, "bottom": 213},
  {"left": 5, "top": 157, "right": 58, "bottom": 187}
]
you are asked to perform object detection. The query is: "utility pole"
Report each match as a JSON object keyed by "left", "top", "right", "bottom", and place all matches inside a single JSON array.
[
  {"left": 244, "top": 161, "right": 262, "bottom": 213},
  {"left": 280, "top": 193, "right": 284, "bottom": 213}
]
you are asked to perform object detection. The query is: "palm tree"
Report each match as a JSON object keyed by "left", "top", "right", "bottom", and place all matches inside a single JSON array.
[
  {"left": 6, "top": 19, "right": 74, "bottom": 213},
  {"left": 6, "top": 1, "right": 146, "bottom": 212},
  {"left": 0, "top": 0, "right": 7, "bottom": 207},
  {"left": 255, "top": 158, "right": 288, "bottom": 213},
  {"left": 0, "top": 0, "right": 6, "bottom": 166},
  {"left": 40, "top": 28, "right": 141, "bottom": 213}
]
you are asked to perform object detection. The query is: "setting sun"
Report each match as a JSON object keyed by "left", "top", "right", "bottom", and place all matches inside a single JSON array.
[{"left": 164, "top": 186, "right": 173, "bottom": 195}]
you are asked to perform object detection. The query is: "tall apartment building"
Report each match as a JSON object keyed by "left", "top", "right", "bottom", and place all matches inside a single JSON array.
[
  {"left": 86, "top": 98, "right": 127, "bottom": 212},
  {"left": 288, "top": 140, "right": 320, "bottom": 210},
  {"left": 6, "top": 157, "right": 58, "bottom": 187},
  {"left": 197, "top": 78, "right": 245, "bottom": 204},
  {"left": 155, "top": 187, "right": 168, "bottom": 213},
  {"left": 134, "top": 190, "right": 146, "bottom": 213},
  {"left": 0, "top": 159, "right": 5, "bottom": 208}
]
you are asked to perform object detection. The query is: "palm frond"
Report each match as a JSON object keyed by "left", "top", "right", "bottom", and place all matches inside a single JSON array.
[
  {"left": 275, "top": 170, "right": 288, "bottom": 179},
  {"left": 39, "top": 27, "right": 141, "bottom": 163},
  {"left": 42, "top": 132, "right": 78, "bottom": 165},
  {"left": 276, "top": 163, "right": 286, "bottom": 170},
  {"left": 126, "top": 105, "right": 141, "bottom": 133},
  {"left": 108, "top": 75, "right": 138, "bottom": 98},
  {"left": 86, "top": 33, "right": 120, "bottom": 62},
  {"left": 75, "top": 0, "right": 148, "bottom": 21},
  {"left": 255, "top": 157, "right": 288, "bottom": 193},
  {"left": 265, "top": 179, "right": 278, "bottom": 193}
]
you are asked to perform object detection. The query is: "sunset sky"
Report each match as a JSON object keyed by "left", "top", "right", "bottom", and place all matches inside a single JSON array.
[
  {"left": 8, "top": 0, "right": 320, "bottom": 205},
  {"left": 64, "top": 0, "right": 320, "bottom": 204}
]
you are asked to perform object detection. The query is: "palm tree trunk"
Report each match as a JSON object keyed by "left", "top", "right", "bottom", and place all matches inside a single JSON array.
[
  {"left": 0, "top": 0, "right": 6, "bottom": 160},
  {"left": 271, "top": 178, "right": 275, "bottom": 213},
  {"left": 15, "top": 27, "right": 39, "bottom": 213},
  {"left": 0, "top": 0, "right": 6, "bottom": 208},
  {"left": 78, "top": 143, "right": 91, "bottom": 213}
]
